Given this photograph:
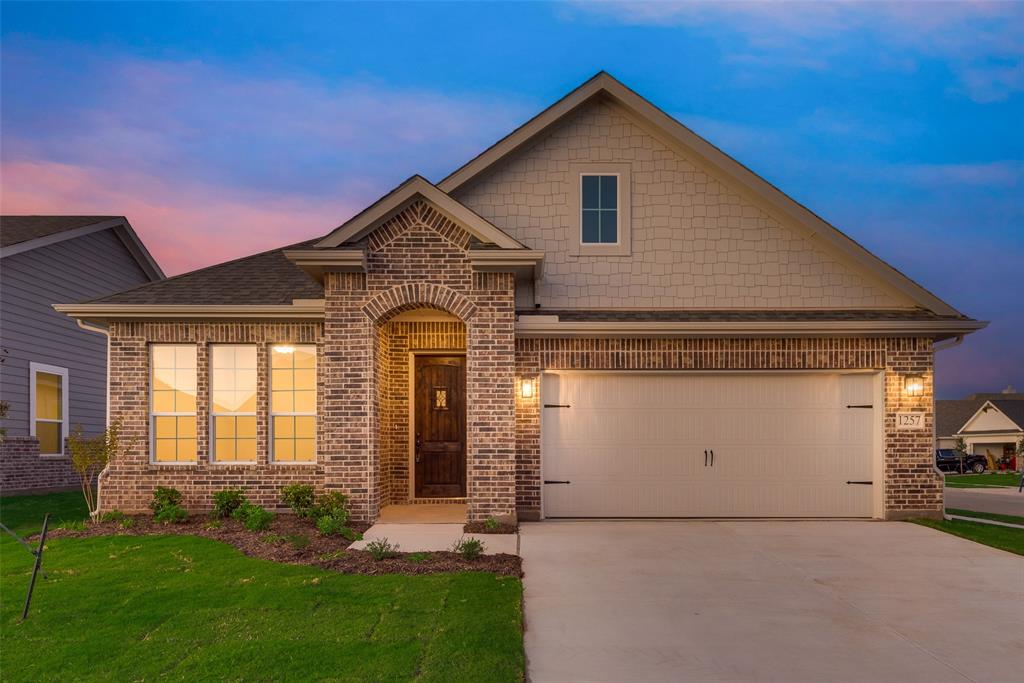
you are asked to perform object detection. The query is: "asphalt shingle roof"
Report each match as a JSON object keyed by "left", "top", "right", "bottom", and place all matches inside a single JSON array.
[
  {"left": 90, "top": 239, "right": 324, "bottom": 305},
  {"left": 936, "top": 396, "right": 1024, "bottom": 437},
  {"left": 1, "top": 215, "right": 120, "bottom": 248}
]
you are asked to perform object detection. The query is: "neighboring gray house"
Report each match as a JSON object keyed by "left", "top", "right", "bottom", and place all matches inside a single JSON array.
[{"left": 1, "top": 216, "right": 164, "bottom": 492}]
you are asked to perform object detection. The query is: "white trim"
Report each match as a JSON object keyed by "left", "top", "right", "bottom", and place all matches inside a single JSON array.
[
  {"left": 580, "top": 172, "right": 621, "bottom": 246},
  {"left": 268, "top": 344, "right": 318, "bottom": 465},
  {"left": 54, "top": 302, "right": 325, "bottom": 321},
  {"left": 570, "top": 163, "right": 632, "bottom": 257},
  {"left": 29, "top": 362, "right": 69, "bottom": 455},
  {"left": 955, "top": 400, "right": 1024, "bottom": 435}
]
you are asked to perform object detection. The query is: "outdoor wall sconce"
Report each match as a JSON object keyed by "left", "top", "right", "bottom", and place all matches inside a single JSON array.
[
  {"left": 904, "top": 374, "right": 924, "bottom": 397},
  {"left": 521, "top": 379, "right": 535, "bottom": 399}
]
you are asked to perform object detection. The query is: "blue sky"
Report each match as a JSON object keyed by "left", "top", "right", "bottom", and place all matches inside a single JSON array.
[{"left": 2, "top": 1, "right": 1021, "bottom": 398}]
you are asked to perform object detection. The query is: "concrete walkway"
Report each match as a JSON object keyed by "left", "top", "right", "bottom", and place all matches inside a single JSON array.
[
  {"left": 521, "top": 521, "right": 1023, "bottom": 682},
  {"left": 349, "top": 523, "right": 518, "bottom": 555},
  {"left": 946, "top": 486, "right": 1024, "bottom": 516}
]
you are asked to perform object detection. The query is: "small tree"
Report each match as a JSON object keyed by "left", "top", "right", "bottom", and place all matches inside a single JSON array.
[
  {"left": 68, "top": 420, "right": 132, "bottom": 520},
  {"left": 953, "top": 437, "right": 968, "bottom": 475}
]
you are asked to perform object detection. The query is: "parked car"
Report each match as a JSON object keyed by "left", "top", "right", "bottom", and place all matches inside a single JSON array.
[{"left": 935, "top": 449, "right": 987, "bottom": 474}]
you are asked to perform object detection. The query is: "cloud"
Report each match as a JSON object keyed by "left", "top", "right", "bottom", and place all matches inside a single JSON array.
[
  {"left": 1, "top": 41, "right": 533, "bottom": 274},
  {"left": 0, "top": 158, "right": 357, "bottom": 275},
  {"left": 570, "top": 1, "right": 1024, "bottom": 103}
]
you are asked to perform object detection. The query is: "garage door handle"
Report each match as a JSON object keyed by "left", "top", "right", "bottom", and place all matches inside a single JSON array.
[
  {"left": 846, "top": 480, "right": 872, "bottom": 485},
  {"left": 704, "top": 450, "right": 708, "bottom": 466},
  {"left": 544, "top": 480, "right": 571, "bottom": 485}
]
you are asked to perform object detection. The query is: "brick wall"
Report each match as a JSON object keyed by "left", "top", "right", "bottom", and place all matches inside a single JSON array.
[
  {"left": 514, "top": 337, "right": 941, "bottom": 520},
  {"left": 0, "top": 436, "right": 80, "bottom": 494},
  {"left": 99, "top": 321, "right": 325, "bottom": 513}
]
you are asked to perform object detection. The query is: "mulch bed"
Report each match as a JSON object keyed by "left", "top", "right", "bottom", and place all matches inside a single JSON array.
[
  {"left": 46, "top": 514, "right": 522, "bottom": 577},
  {"left": 463, "top": 521, "right": 518, "bottom": 534}
]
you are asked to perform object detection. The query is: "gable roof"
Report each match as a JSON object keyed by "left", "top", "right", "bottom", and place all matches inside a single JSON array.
[
  {"left": 1, "top": 215, "right": 165, "bottom": 281},
  {"left": 936, "top": 400, "right": 985, "bottom": 438},
  {"left": 956, "top": 400, "right": 1024, "bottom": 435},
  {"left": 87, "top": 238, "right": 323, "bottom": 305},
  {"left": 439, "top": 72, "right": 963, "bottom": 317},
  {"left": 315, "top": 175, "right": 525, "bottom": 250}
]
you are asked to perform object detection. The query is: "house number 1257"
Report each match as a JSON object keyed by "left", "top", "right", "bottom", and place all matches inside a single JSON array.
[{"left": 896, "top": 412, "right": 925, "bottom": 429}]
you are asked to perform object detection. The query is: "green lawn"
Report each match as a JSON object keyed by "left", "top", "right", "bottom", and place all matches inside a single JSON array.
[
  {"left": 1, "top": 490, "right": 90, "bottom": 535},
  {"left": 911, "top": 517, "right": 1024, "bottom": 556},
  {"left": 946, "top": 508, "right": 1024, "bottom": 526},
  {"left": 944, "top": 472, "right": 1022, "bottom": 488},
  {"left": 1, "top": 494, "right": 524, "bottom": 682}
]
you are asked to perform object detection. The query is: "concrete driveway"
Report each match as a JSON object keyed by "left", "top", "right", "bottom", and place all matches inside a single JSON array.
[{"left": 521, "top": 521, "right": 1023, "bottom": 682}]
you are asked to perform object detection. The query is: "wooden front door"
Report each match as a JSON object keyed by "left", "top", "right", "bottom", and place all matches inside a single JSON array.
[{"left": 414, "top": 355, "right": 466, "bottom": 498}]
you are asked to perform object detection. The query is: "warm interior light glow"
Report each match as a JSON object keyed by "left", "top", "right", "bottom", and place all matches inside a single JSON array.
[
  {"left": 904, "top": 374, "right": 924, "bottom": 397},
  {"left": 272, "top": 345, "right": 295, "bottom": 354},
  {"left": 521, "top": 379, "right": 534, "bottom": 398}
]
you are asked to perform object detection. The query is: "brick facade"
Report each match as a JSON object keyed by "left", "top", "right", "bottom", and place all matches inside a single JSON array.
[
  {"left": 513, "top": 337, "right": 941, "bottom": 520},
  {"left": 0, "top": 436, "right": 79, "bottom": 494}
]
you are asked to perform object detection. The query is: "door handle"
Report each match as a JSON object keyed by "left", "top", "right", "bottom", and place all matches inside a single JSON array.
[
  {"left": 710, "top": 450, "right": 714, "bottom": 467},
  {"left": 415, "top": 433, "right": 421, "bottom": 462},
  {"left": 704, "top": 450, "right": 708, "bottom": 467}
]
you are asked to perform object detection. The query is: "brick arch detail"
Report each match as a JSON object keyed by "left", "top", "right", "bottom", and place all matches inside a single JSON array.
[{"left": 360, "top": 283, "right": 477, "bottom": 323}]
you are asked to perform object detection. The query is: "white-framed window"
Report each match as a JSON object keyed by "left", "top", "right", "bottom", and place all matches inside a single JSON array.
[
  {"left": 569, "top": 162, "right": 632, "bottom": 256},
  {"left": 269, "top": 344, "right": 316, "bottom": 463},
  {"left": 29, "top": 362, "right": 69, "bottom": 455},
  {"left": 581, "top": 174, "right": 619, "bottom": 244},
  {"left": 150, "top": 345, "right": 197, "bottom": 463},
  {"left": 210, "top": 345, "right": 257, "bottom": 463}
]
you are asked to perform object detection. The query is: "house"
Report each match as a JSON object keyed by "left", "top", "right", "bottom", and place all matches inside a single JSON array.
[
  {"left": 937, "top": 387, "right": 1023, "bottom": 470},
  {"left": 1, "top": 216, "right": 164, "bottom": 493},
  {"left": 55, "top": 73, "right": 985, "bottom": 522}
]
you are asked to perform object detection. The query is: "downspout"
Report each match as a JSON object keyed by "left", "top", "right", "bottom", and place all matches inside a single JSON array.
[
  {"left": 932, "top": 334, "right": 964, "bottom": 520},
  {"left": 74, "top": 318, "right": 111, "bottom": 515}
]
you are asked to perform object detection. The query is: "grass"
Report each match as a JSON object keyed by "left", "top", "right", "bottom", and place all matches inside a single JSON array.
[
  {"left": 945, "top": 508, "right": 1024, "bottom": 526},
  {"left": 0, "top": 490, "right": 90, "bottom": 535},
  {"left": 911, "top": 517, "right": 1024, "bottom": 556},
  {"left": 0, "top": 493, "right": 524, "bottom": 682},
  {"left": 944, "top": 473, "right": 1022, "bottom": 488}
]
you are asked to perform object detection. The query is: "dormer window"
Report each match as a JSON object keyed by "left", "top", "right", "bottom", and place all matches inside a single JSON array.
[
  {"left": 570, "top": 162, "right": 631, "bottom": 256},
  {"left": 581, "top": 175, "right": 618, "bottom": 244}
]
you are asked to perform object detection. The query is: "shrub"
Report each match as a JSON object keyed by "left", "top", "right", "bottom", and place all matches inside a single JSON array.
[
  {"left": 99, "top": 510, "right": 128, "bottom": 524},
  {"left": 406, "top": 552, "right": 430, "bottom": 564},
  {"left": 452, "top": 537, "right": 485, "bottom": 561},
  {"left": 154, "top": 504, "right": 189, "bottom": 525},
  {"left": 288, "top": 534, "right": 311, "bottom": 550},
  {"left": 150, "top": 486, "right": 182, "bottom": 515},
  {"left": 232, "top": 502, "right": 275, "bottom": 532},
  {"left": 484, "top": 517, "right": 500, "bottom": 531},
  {"left": 119, "top": 517, "right": 136, "bottom": 530},
  {"left": 281, "top": 484, "right": 315, "bottom": 517},
  {"left": 311, "top": 492, "right": 350, "bottom": 525},
  {"left": 365, "top": 538, "right": 400, "bottom": 561},
  {"left": 56, "top": 520, "right": 87, "bottom": 532},
  {"left": 315, "top": 514, "right": 349, "bottom": 537},
  {"left": 212, "top": 488, "right": 247, "bottom": 518},
  {"left": 340, "top": 527, "right": 363, "bottom": 543},
  {"left": 68, "top": 420, "right": 134, "bottom": 520}
]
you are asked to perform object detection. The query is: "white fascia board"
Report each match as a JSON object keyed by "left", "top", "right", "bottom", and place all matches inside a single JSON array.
[{"left": 53, "top": 301, "right": 326, "bottom": 321}]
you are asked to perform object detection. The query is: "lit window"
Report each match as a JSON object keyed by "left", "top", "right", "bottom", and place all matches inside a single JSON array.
[
  {"left": 211, "top": 346, "right": 257, "bottom": 462},
  {"left": 434, "top": 387, "right": 448, "bottom": 410},
  {"left": 270, "top": 345, "right": 316, "bottom": 462},
  {"left": 151, "top": 345, "right": 197, "bottom": 463},
  {"left": 30, "top": 363, "right": 68, "bottom": 455},
  {"left": 581, "top": 174, "right": 618, "bottom": 244}
]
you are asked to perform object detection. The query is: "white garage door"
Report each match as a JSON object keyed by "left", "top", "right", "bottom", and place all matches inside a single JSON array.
[{"left": 541, "top": 372, "right": 877, "bottom": 518}]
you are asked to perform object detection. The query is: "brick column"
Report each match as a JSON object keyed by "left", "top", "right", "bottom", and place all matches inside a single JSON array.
[
  {"left": 323, "top": 273, "right": 381, "bottom": 523},
  {"left": 466, "top": 273, "right": 517, "bottom": 522},
  {"left": 883, "top": 337, "right": 941, "bottom": 520}
]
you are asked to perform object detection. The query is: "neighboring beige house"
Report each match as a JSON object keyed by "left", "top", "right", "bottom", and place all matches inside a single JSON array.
[
  {"left": 56, "top": 73, "right": 985, "bottom": 522},
  {"left": 937, "top": 388, "right": 1024, "bottom": 470}
]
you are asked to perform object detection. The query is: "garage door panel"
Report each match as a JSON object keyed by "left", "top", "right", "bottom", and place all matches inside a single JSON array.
[{"left": 542, "top": 372, "right": 876, "bottom": 518}]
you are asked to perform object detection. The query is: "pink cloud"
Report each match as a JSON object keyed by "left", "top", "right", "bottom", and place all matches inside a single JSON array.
[{"left": 1, "top": 159, "right": 360, "bottom": 275}]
